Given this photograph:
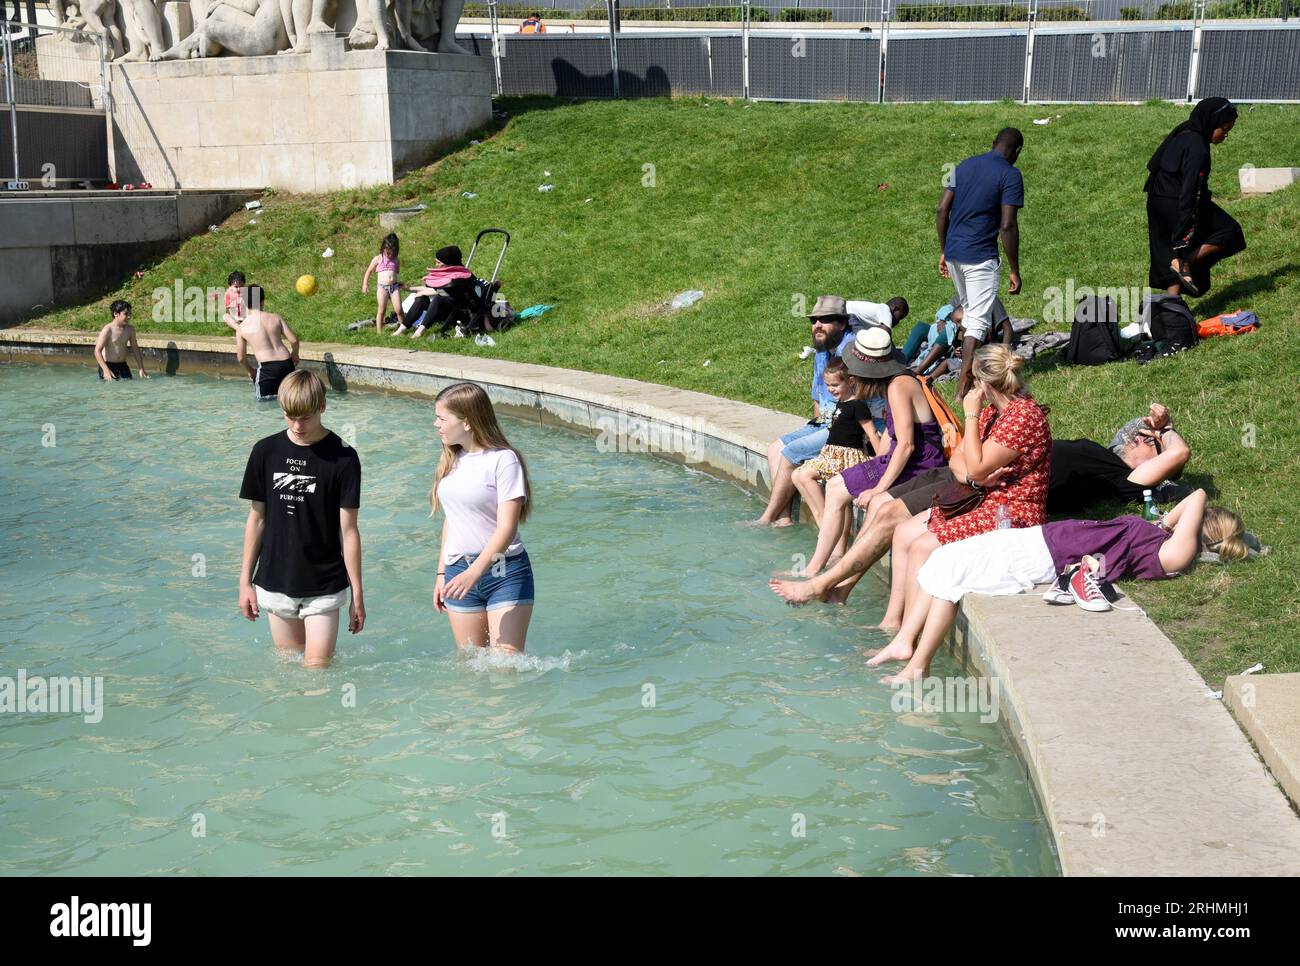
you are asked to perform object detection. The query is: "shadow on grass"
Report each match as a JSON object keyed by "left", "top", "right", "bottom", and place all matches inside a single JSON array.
[{"left": 1195, "top": 262, "right": 1300, "bottom": 318}]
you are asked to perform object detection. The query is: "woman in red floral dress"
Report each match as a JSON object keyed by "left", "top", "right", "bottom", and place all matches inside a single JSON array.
[{"left": 869, "top": 345, "right": 1051, "bottom": 666}]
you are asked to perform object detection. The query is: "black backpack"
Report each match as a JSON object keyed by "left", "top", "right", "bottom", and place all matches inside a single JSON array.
[
  {"left": 1063, "top": 295, "right": 1124, "bottom": 366},
  {"left": 1142, "top": 294, "right": 1198, "bottom": 350}
]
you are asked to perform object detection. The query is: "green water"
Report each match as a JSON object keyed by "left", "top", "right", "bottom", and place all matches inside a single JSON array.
[{"left": 0, "top": 362, "right": 1056, "bottom": 876}]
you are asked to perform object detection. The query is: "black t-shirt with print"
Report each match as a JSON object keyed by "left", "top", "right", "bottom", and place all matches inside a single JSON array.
[
  {"left": 239, "top": 430, "right": 361, "bottom": 596},
  {"left": 1047, "top": 438, "right": 1145, "bottom": 513},
  {"left": 826, "top": 398, "right": 874, "bottom": 450}
]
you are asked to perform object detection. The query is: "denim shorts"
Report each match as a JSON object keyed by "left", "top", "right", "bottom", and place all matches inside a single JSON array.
[
  {"left": 443, "top": 550, "right": 535, "bottom": 613},
  {"left": 780, "top": 423, "right": 830, "bottom": 465}
]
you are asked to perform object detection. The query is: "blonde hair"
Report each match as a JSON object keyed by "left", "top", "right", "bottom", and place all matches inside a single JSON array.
[
  {"left": 1202, "top": 507, "right": 1248, "bottom": 562},
  {"left": 278, "top": 369, "right": 326, "bottom": 418},
  {"left": 429, "top": 383, "right": 532, "bottom": 522},
  {"left": 971, "top": 343, "right": 1027, "bottom": 397}
]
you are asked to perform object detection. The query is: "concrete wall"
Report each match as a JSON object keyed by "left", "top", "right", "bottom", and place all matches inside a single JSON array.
[
  {"left": 109, "top": 38, "right": 493, "bottom": 192},
  {"left": 0, "top": 190, "right": 258, "bottom": 323}
]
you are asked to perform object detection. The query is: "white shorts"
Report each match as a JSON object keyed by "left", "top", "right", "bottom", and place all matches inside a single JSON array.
[
  {"left": 949, "top": 257, "right": 1001, "bottom": 342},
  {"left": 255, "top": 585, "right": 350, "bottom": 620},
  {"left": 917, "top": 526, "right": 1055, "bottom": 603}
]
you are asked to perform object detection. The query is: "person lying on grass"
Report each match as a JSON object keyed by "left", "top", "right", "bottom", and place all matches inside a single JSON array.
[
  {"left": 866, "top": 488, "right": 1247, "bottom": 685},
  {"left": 1049, "top": 402, "right": 1192, "bottom": 513}
]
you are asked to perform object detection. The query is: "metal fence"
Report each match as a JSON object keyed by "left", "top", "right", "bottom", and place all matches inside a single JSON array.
[
  {"left": 1, "top": 20, "right": 109, "bottom": 184},
  {"left": 465, "top": 0, "right": 1300, "bottom": 102}
]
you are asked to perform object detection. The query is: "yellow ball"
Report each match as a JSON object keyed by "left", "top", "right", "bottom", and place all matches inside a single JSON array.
[{"left": 295, "top": 274, "right": 318, "bottom": 297}]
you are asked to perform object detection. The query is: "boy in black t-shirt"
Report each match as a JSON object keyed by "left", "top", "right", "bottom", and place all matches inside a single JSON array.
[{"left": 238, "top": 369, "right": 365, "bottom": 668}]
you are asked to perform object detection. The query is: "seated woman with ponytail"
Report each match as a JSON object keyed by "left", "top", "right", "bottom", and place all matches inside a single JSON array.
[
  {"left": 874, "top": 344, "right": 1051, "bottom": 642},
  {"left": 869, "top": 489, "right": 1248, "bottom": 684}
]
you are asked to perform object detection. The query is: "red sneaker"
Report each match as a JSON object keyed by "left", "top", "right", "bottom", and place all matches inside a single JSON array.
[{"left": 1069, "top": 555, "right": 1112, "bottom": 613}]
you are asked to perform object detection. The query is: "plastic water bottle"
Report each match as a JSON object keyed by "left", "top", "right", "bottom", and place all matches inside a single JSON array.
[
  {"left": 996, "top": 504, "right": 1012, "bottom": 530},
  {"left": 1143, "top": 489, "right": 1161, "bottom": 521}
]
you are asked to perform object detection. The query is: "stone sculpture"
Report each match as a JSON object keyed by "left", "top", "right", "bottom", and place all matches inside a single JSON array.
[
  {"left": 347, "top": 0, "right": 467, "bottom": 55},
  {"left": 55, "top": 0, "right": 128, "bottom": 59},
  {"left": 118, "top": 0, "right": 167, "bottom": 60},
  {"left": 158, "top": 0, "right": 287, "bottom": 58},
  {"left": 46, "top": 0, "right": 467, "bottom": 58}
]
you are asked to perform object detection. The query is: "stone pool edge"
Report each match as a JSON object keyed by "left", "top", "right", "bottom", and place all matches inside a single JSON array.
[{"left": 7, "top": 328, "right": 1300, "bottom": 878}]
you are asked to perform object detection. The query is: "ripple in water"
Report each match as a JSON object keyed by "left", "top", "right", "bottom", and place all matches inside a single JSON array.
[{"left": 0, "top": 363, "right": 1057, "bottom": 876}]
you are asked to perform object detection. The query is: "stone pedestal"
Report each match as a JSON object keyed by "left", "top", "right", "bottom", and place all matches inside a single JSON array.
[
  {"left": 108, "top": 37, "right": 492, "bottom": 192},
  {"left": 1239, "top": 166, "right": 1300, "bottom": 196}
]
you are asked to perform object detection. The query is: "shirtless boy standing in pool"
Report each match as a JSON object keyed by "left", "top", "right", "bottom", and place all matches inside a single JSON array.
[
  {"left": 94, "top": 300, "right": 149, "bottom": 380},
  {"left": 234, "top": 284, "right": 301, "bottom": 401}
]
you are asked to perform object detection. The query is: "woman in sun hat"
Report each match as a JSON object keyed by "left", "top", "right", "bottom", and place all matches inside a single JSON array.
[{"left": 800, "top": 327, "right": 948, "bottom": 577}]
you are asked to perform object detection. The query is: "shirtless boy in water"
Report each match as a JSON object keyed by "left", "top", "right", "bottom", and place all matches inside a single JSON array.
[
  {"left": 234, "top": 284, "right": 300, "bottom": 401},
  {"left": 94, "top": 300, "right": 149, "bottom": 380}
]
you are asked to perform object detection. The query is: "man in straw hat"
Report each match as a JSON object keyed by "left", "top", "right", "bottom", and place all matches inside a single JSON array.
[{"left": 756, "top": 296, "right": 856, "bottom": 527}]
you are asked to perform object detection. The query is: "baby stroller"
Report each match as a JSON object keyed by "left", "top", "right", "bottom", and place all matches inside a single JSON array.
[{"left": 439, "top": 229, "right": 512, "bottom": 337}]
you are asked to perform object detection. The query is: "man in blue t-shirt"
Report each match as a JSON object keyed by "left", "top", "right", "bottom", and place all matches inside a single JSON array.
[{"left": 936, "top": 127, "right": 1025, "bottom": 399}]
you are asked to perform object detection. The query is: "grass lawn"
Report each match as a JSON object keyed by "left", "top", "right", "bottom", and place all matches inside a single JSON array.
[{"left": 26, "top": 96, "right": 1300, "bottom": 684}]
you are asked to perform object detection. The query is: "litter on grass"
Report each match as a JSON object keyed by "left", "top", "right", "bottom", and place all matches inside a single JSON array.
[
  {"left": 475, "top": 334, "right": 497, "bottom": 347},
  {"left": 670, "top": 290, "right": 705, "bottom": 310},
  {"left": 538, "top": 183, "right": 554, "bottom": 192},
  {"left": 244, "top": 200, "right": 262, "bottom": 210},
  {"left": 1240, "top": 662, "right": 1265, "bottom": 675},
  {"left": 322, "top": 247, "right": 334, "bottom": 258},
  {"left": 461, "top": 191, "right": 478, "bottom": 199},
  {"left": 799, "top": 346, "right": 815, "bottom": 360},
  {"left": 517, "top": 304, "right": 555, "bottom": 320}
]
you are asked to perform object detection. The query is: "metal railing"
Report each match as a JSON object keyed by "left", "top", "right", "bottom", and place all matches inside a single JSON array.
[
  {"left": 465, "top": 0, "right": 1299, "bottom": 102},
  {"left": 1, "top": 20, "right": 110, "bottom": 185},
  {"left": 463, "top": 0, "right": 1290, "bottom": 21}
]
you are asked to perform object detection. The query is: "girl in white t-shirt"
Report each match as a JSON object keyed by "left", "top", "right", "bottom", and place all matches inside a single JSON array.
[{"left": 429, "top": 382, "right": 535, "bottom": 652}]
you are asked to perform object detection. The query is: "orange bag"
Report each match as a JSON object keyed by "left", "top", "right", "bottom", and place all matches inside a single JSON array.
[
  {"left": 1197, "top": 309, "right": 1258, "bottom": 339},
  {"left": 918, "top": 375, "right": 963, "bottom": 459}
]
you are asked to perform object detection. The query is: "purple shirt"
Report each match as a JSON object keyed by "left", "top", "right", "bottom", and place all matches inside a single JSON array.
[{"left": 1042, "top": 516, "right": 1173, "bottom": 582}]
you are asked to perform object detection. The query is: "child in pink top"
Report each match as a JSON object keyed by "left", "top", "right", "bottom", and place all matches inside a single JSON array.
[{"left": 362, "top": 233, "right": 405, "bottom": 334}]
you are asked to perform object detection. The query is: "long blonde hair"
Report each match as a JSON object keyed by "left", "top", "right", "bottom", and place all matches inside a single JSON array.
[
  {"left": 1202, "top": 507, "right": 1247, "bottom": 561},
  {"left": 429, "top": 382, "right": 532, "bottom": 521}
]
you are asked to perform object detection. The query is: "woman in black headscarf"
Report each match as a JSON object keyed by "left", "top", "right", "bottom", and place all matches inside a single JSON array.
[{"left": 1144, "top": 97, "right": 1244, "bottom": 298}]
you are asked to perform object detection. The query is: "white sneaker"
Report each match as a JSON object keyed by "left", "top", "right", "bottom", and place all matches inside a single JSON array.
[{"left": 1042, "top": 565, "right": 1076, "bottom": 605}]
